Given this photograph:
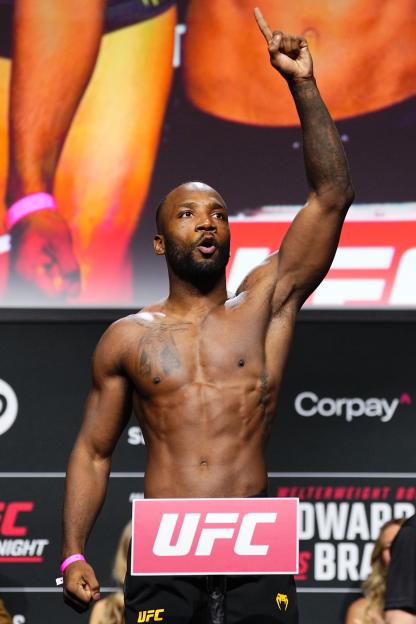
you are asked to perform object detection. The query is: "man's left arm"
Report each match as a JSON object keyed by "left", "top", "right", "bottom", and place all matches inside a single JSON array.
[{"left": 254, "top": 9, "right": 354, "bottom": 311}]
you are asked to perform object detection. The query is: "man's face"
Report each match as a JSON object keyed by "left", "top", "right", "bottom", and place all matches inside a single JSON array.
[{"left": 154, "top": 184, "right": 231, "bottom": 283}]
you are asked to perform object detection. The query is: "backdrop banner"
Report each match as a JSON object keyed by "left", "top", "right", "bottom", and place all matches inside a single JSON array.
[{"left": 1, "top": 317, "right": 415, "bottom": 622}]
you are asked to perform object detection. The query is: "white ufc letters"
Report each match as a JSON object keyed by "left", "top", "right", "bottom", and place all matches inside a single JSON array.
[{"left": 152, "top": 512, "right": 278, "bottom": 557}]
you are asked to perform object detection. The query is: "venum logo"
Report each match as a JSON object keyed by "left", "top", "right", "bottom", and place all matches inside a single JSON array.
[
  {"left": 276, "top": 593, "right": 289, "bottom": 611},
  {"left": 152, "top": 512, "right": 277, "bottom": 557},
  {"left": 294, "top": 391, "right": 411, "bottom": 423},
  {"left": 0, "top": 379, "right": 18, "bottom": 436}
]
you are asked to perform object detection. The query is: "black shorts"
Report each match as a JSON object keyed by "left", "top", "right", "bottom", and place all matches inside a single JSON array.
[
  {"left": 105, "top": 0, "right": 175, "bottom": 33},
  {"left": 0, "top": 0, "right": 175, "bottom": 58},
  {"left": 125, "top": 570, "right": 298, "bottom": 624},
  {"left": 124, "top": 490, "right": 298, "bottom": 623}
]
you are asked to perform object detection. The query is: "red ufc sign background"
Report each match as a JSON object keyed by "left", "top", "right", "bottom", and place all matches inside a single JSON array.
[
  {"left": 227, "top": 205, "right": 416, "bottom": 307},
  {"left": 0, "top": 502, "right": 33, "bottom": 536},
  {"left": 131, "top": 498, "right": 298, "bottom": 576}
]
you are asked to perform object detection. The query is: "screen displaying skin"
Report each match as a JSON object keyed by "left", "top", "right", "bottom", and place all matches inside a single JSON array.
[{"left": 0, "top": 0, "right": 414, "bottom": 308}]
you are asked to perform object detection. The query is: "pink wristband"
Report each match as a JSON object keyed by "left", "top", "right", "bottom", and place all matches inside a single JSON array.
[
  {"left": 7, "top": 192, "right": 56, "bottom": 230},
  {"left": 60, "top": 553, "right": 86, "bottom": 573}
]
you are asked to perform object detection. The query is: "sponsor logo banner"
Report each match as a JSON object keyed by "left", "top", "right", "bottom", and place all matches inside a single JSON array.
[
  {"left": 0, "top": 475, "right": 140, "bottom": 586},
  {"left": 131, "top": 497, "right": 298, "bottom": 576},
  {"left": 0, "top": 501, "right": 49, "bottom": 563},
  {"left": 270, "top": 475, "right": 416, "bottom": 588},
  {"left": 294, "top": 391, "right": 412, "bottom": 423}
]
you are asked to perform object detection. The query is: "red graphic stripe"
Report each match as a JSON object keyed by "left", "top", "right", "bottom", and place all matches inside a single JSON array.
[{"left": 0, "top": 557, "right": 43, "bottom": 563}]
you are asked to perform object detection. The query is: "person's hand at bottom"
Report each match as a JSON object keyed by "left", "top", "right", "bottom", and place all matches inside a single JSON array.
[{"left": 63, "top": 560, "right": 101, "bottom": 613}]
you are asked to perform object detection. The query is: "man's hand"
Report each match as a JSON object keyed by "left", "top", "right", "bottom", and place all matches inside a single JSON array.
[
  {"left": 8, "top": 210, "right": 80, "bottom": 300},
  {"left": 254, "top": 7, "right": 313, "bottom": 81},
  {"left": 63, "top": 560, "right": 101, "bottom": 613}
]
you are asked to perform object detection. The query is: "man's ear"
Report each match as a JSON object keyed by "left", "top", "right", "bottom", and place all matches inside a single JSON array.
[{"left": 153, "top": 234, "right": 165, "bottom": 255}]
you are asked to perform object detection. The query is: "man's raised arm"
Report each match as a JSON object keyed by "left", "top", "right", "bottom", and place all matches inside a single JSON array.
[
  {"left": 62, "top": 320, "right": 132, "bottom": 613},
  {"left": 251, "top": 9, "right": 354, "bottom": 310}
]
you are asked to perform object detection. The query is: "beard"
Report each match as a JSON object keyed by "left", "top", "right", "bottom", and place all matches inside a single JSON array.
[{"left": 164, "top": 237, "right": 230, "bottom": 287}]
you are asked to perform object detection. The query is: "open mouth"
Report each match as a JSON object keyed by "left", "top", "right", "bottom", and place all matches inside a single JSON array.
[{"left": 195, "top": 236, "right": 217, "bottom": 255}]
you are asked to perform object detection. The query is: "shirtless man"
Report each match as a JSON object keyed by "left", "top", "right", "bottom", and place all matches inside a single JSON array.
[{"left": 62, "top": 10, "right": 354, "bottom": 623}]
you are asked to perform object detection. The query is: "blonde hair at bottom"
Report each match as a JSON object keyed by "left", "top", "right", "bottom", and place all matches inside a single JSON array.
[{"left": 362, "top": 518, "right": 404, "bottom": 623}]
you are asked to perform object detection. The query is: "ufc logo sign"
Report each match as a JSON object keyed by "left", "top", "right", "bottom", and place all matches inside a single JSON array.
[
  {"left": 137, "top": 609, "right": 164, "bottom": 622},
  {"left": 227, "top": 207, "right": 416, "bottom": 306},
  {"left": 153, "top": 512, "right": 277, "bottom": 557},
  {"left": 0, "top": 502, "right": 33, "bottom": 536},
  {"left": 131, "top": 498, "right": 298, "bottom": 575}
]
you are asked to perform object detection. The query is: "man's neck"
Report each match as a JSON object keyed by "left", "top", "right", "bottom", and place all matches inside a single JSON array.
[{"left": 165, "top": 272, "right": 228, "bottom": 319}]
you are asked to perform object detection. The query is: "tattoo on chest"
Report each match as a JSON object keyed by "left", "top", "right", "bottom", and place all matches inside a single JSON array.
[
  {"left": 139, "top": 349, "right": 152, "bottom": 377},
  {"left": 160, "top": 343, "right": 181, "bottom": 375},
  {"left": 138, "top": 323, "right": 190, "bottom": 379}
]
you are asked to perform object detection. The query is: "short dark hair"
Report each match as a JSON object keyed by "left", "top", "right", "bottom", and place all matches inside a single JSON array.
[
  {"left": 155, "top": 181, "right": 223, "bottom": 233},
  {"left": 155, "top": 196, "right": 166, "bottom": 233}
]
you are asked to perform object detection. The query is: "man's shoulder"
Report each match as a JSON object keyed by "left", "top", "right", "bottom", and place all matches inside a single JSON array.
[
  {"left": 105, "top": 306, "right": 165, "bottom": 338},
  {"left": 99, "top": 305, "right": 169, "bottom": 349},
  {"left": 93, "top": 313, "right": 146, "bottom": 366},
  {"left": 102, "top": 313, "right": 143, "bottom": 342}
]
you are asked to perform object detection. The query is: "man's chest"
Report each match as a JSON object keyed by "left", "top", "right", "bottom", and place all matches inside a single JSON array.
[{"left": 126, "top": 316, "right": 267, "bottom": 393}]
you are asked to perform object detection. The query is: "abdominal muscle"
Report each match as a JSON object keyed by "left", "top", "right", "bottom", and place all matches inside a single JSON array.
[
  {"left": 135, "top": 383, "right": 271, "bottom": 499},
  {"left": 144, "top": 439, "right": 268, "bottom": 499}
]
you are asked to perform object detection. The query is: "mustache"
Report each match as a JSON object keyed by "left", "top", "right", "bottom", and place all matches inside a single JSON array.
[{"left": 193, "top": 235, "right": 218, "bottom": 249}]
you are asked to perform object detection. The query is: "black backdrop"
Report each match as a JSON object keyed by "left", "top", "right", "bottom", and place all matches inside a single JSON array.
[{"left": 1, "top": 312, "right": 415, "bottom": 623}]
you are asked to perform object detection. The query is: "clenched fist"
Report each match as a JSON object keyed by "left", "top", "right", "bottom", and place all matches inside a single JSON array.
[
  {"left": 254, "top": 7, "right": 313, "bottom": 81},
  {"left": 63, "top": 559, "right": 101, "bottom": 613}
]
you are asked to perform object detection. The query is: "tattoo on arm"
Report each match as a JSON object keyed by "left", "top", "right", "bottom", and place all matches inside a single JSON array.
[
  {"left": 289, "top": 78, "right": 353, "bottom": 198},
  {"left": 260, "top": 372, "right": 269, "bottom": 407},
  {"left": 260, "top": 372, "right": 273, "bottom": 431}
]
